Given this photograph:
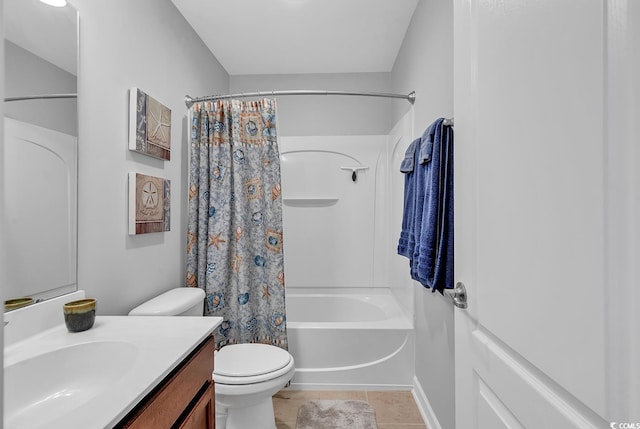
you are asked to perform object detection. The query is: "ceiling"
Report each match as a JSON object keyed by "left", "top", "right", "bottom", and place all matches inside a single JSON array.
[{"left": 170, "top": 0, "right": 419, "bottom": 75}]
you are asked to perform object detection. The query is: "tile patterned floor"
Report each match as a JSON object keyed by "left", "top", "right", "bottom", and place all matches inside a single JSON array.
[{"left": 273, "top": 389, "right": 428, "bottom": 429}]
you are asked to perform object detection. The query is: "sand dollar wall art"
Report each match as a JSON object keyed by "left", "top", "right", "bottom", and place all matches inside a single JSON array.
[
  {"left": 129, "top": 87, "right": 171, "bottom": 160},
  {"left": 128, "top": 173, "right": 170, "bottom": 235}
]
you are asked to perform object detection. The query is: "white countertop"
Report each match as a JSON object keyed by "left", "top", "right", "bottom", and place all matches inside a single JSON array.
[{"left": 4, "top": 315, "right": 222, "bottom": 429}]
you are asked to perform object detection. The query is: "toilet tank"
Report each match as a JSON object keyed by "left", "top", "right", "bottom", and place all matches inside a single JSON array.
[{"left": 128, "top": 287, "right": 205, "bottom": 316}]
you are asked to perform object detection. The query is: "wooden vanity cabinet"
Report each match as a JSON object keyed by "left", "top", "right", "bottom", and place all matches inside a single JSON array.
[{"left": 116, "top": 335, "right": 215, "bottom": 429}]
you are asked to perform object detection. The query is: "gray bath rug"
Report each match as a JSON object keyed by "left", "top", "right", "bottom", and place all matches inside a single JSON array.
[{"left": 296, "top": 400, "right": 377, "bottom": 429}]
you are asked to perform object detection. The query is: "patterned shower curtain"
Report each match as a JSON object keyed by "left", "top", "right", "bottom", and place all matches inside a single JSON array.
[{"left": 186, "top": 98, "right": 287, "bottom": 350}]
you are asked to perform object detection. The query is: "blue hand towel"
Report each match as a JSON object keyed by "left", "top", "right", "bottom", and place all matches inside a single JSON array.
[
  {"left": 397, "top": 138, "right": 421, "bottom": 258},
  {"left": 399, "top": 138, "right": 419, "bottom": 173}
]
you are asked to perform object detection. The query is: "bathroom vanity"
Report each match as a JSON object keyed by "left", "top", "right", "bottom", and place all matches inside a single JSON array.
[
  {"left": 117, "top": 335, "right": 215, "bottom": 428},
  {"left": 3, "top": 292, "right": 222, "bottom": 429}
]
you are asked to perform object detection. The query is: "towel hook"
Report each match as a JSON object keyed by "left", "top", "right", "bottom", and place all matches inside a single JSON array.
[{"left": 340, "top": 166, "right": 369, "bottom": 182}]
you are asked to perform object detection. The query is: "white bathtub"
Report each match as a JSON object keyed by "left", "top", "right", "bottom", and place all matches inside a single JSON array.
[{"left": 285, "top": 289, "right": 414, "bottom": 390}]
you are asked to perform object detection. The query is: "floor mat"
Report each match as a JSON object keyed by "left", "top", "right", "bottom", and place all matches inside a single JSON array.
[{"left": 296, "top": 400, "right": 377, "bottom": 429}]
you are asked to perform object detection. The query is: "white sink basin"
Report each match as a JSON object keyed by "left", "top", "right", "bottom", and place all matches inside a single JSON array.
[
  {"left": 3, "top": 305, "right": 221, "bottom": 429},
  {"left": 4, "top": 340, "right": 138, "bottom": 429}
]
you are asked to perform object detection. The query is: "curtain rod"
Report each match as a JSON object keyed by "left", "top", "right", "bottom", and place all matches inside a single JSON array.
[
  {"left": 184, "top": 90, "right": 416, "bottom": 108},
  {"left": 4, "top": 93, "right": 77, "bottom": 102}
]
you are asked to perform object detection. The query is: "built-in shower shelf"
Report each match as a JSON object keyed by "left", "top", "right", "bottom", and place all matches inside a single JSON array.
[{"left": 283, "top": 197, "right": 339, "bottom": 207}]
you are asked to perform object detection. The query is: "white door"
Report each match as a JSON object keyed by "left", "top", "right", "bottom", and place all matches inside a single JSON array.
[{"left": 453, "top": 1, "right": 638, "bottom": 428}]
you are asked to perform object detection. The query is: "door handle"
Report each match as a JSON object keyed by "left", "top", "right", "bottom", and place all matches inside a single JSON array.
[{"left": 445, "top": 282, "right": 468, "bottom": 309}]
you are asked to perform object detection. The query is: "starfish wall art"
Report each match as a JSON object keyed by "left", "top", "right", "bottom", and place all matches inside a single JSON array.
[{"left": 129, "top": 87, "right": 171, "bottom": 160}]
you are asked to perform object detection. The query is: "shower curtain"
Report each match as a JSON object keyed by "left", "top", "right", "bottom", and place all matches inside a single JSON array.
[{"left": 186, "top": 98, "right": 287, "bottom": 350}]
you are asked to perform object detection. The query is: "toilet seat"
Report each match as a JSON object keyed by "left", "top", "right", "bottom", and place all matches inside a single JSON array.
[{"left": 214, "top": 343, "right": 293, "bottom": 385}]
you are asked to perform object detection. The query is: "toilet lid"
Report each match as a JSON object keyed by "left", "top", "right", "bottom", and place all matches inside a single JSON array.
[{"left": 214, "top": 344, "right": 293, "bottom": 385}]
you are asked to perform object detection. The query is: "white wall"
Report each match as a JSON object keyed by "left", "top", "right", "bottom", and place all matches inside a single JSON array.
[
  {"left": 70, "top": 0, "right": 229, "bottom": 315},
  {"left": 390, "top": 0, "right": 454, "bottom": 428},
  {"left": 230, "top": 73, "right": 396, "bottom": 136}
]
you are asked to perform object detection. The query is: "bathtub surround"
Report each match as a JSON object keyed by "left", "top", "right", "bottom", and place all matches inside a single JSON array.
[
  {"left": 276, "top": 133, "right": 414, "bottom": 390},
  {"left": 279, "top": 135, "right": 389, "bottom": 289},
  {"left": 187, "top": 99, "right": 287, "bottom": 349}
]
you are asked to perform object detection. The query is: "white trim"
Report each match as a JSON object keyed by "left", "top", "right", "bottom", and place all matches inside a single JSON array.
[
  {"left": 412, "top": 375, "right": 443, "bottom": 429},
  {"left": 289, "top": 382, "right": 413, "bottom": 391}
]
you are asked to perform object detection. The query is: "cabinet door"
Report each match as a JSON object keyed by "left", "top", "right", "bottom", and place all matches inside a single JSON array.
[
  {"left": 178, "top": 384, "right": 215, "bottom": 429},
  {"left": 117, "top": 337, "right": 215, "bottom": 429}
]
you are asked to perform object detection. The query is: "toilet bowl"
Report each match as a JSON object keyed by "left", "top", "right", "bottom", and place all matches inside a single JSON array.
[
  {"left": 214, "top": 343, "right": 295, "bottom": 429},
  {"left": 129, "top": 287, "right": 295, "bottom": 429}
]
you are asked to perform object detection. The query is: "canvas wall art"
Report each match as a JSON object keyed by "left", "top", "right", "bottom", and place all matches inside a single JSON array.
[
  {"left": 128, "top": 172, "right": 170, "bottom": 235},
  {"left": 129, "top": 87, "right": 171, "bottom": 160}
]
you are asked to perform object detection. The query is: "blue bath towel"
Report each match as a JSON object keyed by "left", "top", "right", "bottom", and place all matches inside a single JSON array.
[
  {"left": 398, "top": 118, "right": 454, "bottom": 294},
  {"left": 433, "top": 123, "right": 454, "bottom": 293},
  {"left": 412, "top": 121, "right": 440, "bottom": 286},
  {"left": 409, "top": 123, "right": 435, "bottom": 283},
  {"left": 418, "top": 120, "right": 453, "bottom": 293}
]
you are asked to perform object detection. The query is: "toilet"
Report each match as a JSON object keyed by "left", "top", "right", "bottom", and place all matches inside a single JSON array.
[
  {"left": 128, "top": 287, "right": 206, "bottom": 316},
  {"left": 128, "top": 287, "right": 295, "bottom": 429}
]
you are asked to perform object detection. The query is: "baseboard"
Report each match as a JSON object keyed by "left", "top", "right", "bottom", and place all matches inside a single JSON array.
[{"left": 412, "top": 376, "right": 443, "bottom": 429}]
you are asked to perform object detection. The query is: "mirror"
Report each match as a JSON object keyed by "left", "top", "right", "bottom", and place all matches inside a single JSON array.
[{"left": 3, "top": 0, "right": 78, "bottom": 310}]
